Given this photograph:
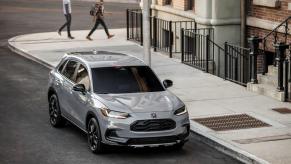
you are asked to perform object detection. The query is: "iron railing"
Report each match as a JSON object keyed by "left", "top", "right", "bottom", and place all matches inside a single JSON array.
[
  {"left": 181, "top": 29, "right": 212, "bottom": 72},
  {"left": 181, "top": 29, "right": 252, "bottom": 86},
  {"left": 260, "top": 16, "right": 291, "bottom": 74},
  {"left": 181, "top": 28, "right": 224, "bottom": 77},
  {"left": 150, "top": 16, "right": 196, "bottom": 57},
  {"left": 224, "top": 43, "right": 251, "bottom": 86},
  {"left": 126, "top": 9, "right": 196, "bottom": 58},
  {"left": 126, "top": 9, "right": 143, "bottom": 45}
]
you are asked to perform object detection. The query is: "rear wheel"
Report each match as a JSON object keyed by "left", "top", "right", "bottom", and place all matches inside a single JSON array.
[
  {"left": 48, "top": 94, "right": 66, "bottom": 127},
  {"left": 87, "top": 117, "right": 105, "bottom": 154}
]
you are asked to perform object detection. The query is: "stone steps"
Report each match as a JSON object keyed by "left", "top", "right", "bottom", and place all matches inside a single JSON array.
[
  {"left": 247, "top": 65, "right": 288, "bottom": 102},
  {"left": 247, "top": 82, "right": 285, "bottom": 101}
]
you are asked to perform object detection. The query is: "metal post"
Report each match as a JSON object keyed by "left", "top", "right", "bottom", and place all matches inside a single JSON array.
[
  {"left": 169, "top": 21, "right": 173, "bottom": 58},
  {"left": 181, "top": 28, "right": 185, "bottom": 62},
  {"left": 289, "top": 49, "right": 291, "bottom": 82},
  {"left": 275, "top": 42, "right": 289, "bottom": 91},
  {"left": 248, "top": 36, "right": 262, "bottom": 84},
  {"left": 140, "top": 12, "right": 143, "bottom": 46},
  {"left": 224, "top": 42, "right": 228, "bottom": 80},
  {"left": 142, "top": 0, "right": 151, "bottom": 66},
  {"left": 153, "top": 16, "right": 157, "bottom": 52},
  {"left": 284, "top": 59, "right": 289, "bottom": 101},
  {"left": 126, "top": 9, "right": 129, "bottom": 40},
  {"left": 205, "top": 35, "right": 210, "bottom": 73}
]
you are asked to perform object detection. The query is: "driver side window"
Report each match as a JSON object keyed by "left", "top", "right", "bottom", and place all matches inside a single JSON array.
[
  {"left": 62, "top": 60, "right": 78, "bottom": 81},
  {"left": 76, "top": 64, "right": 90, "bottom": 91}
]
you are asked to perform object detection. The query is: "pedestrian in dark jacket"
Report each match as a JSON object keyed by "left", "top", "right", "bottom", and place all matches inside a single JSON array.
[
  {"left": 58, "top": 0, "right": 74, "bottom": 39},
  {"left": 86, "top": 0, "right": 114, "bottom": 40}
]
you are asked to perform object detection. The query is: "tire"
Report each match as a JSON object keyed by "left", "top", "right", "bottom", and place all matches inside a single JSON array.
[
  {"left": 87, "top": 117, "right": 105, "bottom": 154},
  {"left": 48, "top": 94, "right": 66, "bottom": 127}
]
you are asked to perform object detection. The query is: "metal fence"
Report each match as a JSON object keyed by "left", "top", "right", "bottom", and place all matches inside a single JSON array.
[
  {"left": 126, "top": 9, "right": 196, "bottom": 58},
  {"left": 126, "top": 9, "right": 143, "bottom": 45},
  {"left": 181, "top": 28, "right": 214, "bottom": 73},
  {"left": 224, "top": 43, "right": 251, "bottom": 86},
  {"left": 150, "top": 16, "right": 196, "bottom": 57},
  {"left": 181, "top": 28, "right": 252, "bottom": 86}
]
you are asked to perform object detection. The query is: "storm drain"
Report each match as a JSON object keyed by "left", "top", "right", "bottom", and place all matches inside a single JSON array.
[
  {"left": 272, "top": 108, "right": 291, "bottom": 114},
  {"left": 192, "top": 114, "right": 271, "bottom": 131}
]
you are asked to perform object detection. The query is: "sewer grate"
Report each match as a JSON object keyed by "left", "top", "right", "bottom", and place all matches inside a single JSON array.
[
  {"left": 192, "top": 114, "right": 271, "bottom": 131},
  {"left": 272, "top": 108, "right": 291, "bottom": 114}
]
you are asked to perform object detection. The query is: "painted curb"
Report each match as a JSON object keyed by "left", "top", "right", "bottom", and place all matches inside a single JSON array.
[
  {"left": 8, "top": 35, "right": 269, "bottom": 164},
  {"left": 8, "top": 39, "right": 54, "bottom": 70}
]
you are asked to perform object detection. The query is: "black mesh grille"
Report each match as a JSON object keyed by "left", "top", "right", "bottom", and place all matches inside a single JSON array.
[
  {"left": 130, "top": 119, "right": 176, "bottom": 132},
  {"left": 127, "top": 136, "right": 178, "bottom": 145}
]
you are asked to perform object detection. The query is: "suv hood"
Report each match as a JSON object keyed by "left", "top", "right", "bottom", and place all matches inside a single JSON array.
[{"left": 94, "top": 91, "right": 183, "bottom": 113}]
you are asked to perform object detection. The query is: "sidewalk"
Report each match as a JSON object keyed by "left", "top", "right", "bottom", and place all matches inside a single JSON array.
[{"left": 8, "top": 29, "right": 291, "bottom": 164}]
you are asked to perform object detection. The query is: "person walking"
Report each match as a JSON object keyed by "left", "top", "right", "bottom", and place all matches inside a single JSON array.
[
  {"left": 58, "top": 0, "right": 74, "bottom": 39},
  {"left": 86, "top": 0, "right": 114, "bottom": 41}
]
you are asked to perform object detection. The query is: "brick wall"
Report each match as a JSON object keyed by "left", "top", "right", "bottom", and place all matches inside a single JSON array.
[
  {"left": 247, "top": 0, "right": 291, "bottom": 52},
  {"left": 173, "top": 0, "right": 186, "bottom": 10},
  {"left": 248, "top": 0, "right": 291, "bottom": 22}
]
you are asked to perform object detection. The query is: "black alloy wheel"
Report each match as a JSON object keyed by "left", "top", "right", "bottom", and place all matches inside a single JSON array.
[
  {"left": 87, "top": 117, "right": 105, "bottom": 154},
  {"left": 49, "top": 94, "right": 65, "bottom": 127}
]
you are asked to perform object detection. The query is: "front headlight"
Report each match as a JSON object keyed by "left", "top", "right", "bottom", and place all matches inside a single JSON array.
[
  {"left": 174, "top": 106, "right": 187, "bottom": 116},
  {"left": 101, "top": 107, "right": 130, "bottom": 119}
]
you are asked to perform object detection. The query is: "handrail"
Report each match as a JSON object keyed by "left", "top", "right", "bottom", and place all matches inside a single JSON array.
[
  {"left": 263, "top": 16, "right": 291, "bottom": 41},
  {"left": 260, "top": 16, "right": 291, "bottom": 74}
]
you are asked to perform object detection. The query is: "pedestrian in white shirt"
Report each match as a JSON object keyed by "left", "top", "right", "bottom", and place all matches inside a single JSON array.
[{"left": 58, "top": 0, "right": 74, "bottom": 39}]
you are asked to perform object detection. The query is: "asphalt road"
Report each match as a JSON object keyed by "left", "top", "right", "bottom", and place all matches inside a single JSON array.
[{"left": 0, "top": 0, "right": 242, "bottom": 163}]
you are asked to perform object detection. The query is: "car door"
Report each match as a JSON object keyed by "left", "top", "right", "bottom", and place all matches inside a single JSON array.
[
  {"left": 54, "top": 59, "right": 68, "bottom": 109},
  {"left": 70, "top": 63, "right": 91, "bottom": 129},
  {"left": 60, "top": 59, "right": 79, "bottom": 123}
]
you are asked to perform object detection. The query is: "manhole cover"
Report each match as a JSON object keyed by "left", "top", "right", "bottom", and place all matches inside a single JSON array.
[
  {"left": 192, "top": 114, "right": 270, "bottom": 131},
  {"left": 272, "top": 108, "right": 291, "bottom": 114}
]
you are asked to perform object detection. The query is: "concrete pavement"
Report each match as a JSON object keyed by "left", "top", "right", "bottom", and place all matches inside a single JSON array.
[{"left": 8, "top": 29, "right": 291, "bottom": 164}]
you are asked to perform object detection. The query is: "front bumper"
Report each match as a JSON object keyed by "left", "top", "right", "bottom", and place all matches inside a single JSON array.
[{"left": 99, "top": 111, "right": 190, "bottom": 147}]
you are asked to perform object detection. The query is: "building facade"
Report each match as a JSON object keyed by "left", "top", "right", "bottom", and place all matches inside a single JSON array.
[
  {"left": 149, "top": 0, "right": 241, "bottom": 49},
  {"left": 246, "top": 0, "right": 291, "bottom": 65}
]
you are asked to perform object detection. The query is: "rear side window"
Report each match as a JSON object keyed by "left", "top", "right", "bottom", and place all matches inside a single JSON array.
[
  {"left": 58, "top": 60, "right": 67, "bottom": 73},
  {"left": 62, "top": 60, "right": 78, "bottom": 81}
]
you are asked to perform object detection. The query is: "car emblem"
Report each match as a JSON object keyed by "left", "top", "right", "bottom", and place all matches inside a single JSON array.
[{"left": 151, "top": 113, "right": 157, "bottom": 118}]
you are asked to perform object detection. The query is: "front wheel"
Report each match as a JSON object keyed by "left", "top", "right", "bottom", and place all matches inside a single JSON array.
[
  {"left": 48, "top": 94, "right": 66, "bottom": 127},
  {"left": 87, "top": 117, "right": 105, "bottom": 154}
]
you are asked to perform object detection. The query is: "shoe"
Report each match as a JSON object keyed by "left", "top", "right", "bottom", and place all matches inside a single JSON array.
[
  {"left": 108, "top": 34, "right": 114, "bottom": 39},
  {"left": 86, "top": 36, "right": 93, "bottom": 41},
  {"left": 58, "top": 30, "right": 61, "bottom": 36},
  {"left": 68, "top": 36, "right": 75, "bottom": 39}
]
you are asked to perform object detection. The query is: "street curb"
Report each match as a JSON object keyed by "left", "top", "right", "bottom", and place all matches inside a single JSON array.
[
  {"left": 8, "top": 39, "right": 54, "bottom": 70},
  {"left": 7, "top": 35, "right": 269, "bottom": 164},
  {"left": 190, "top": 122, "right": 270, "bottom": 164}
]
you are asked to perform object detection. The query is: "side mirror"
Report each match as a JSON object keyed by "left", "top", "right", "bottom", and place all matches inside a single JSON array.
[
  {"left": 73, "top": 84, "right": 86, "bottom": 93},
  {"left": 163, "top": 79, "right": 173, "bottom": 88}
]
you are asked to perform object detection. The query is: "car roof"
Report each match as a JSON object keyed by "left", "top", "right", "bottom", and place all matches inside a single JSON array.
[{"left": 65, "top": 51, "right": 147, "bottom": 68}]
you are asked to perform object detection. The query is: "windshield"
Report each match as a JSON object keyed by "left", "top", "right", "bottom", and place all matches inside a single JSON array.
[{"left": 91, "top": 66, "right": 165, "bottom": 94}]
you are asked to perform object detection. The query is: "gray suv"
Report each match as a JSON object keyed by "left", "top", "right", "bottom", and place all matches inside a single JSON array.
[{"left": 48, "top": 51, "right": 190, "bottom": 153}]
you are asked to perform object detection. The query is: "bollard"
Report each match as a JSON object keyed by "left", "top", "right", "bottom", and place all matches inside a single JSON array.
[
  {"left": 248, "top": 36, "right": 262, "bottom": 84},
  {"left": 284, "top": 59, "right": 289, "bottom": 101},
  {"left": 274, "top": 42, "right": 289, "bottom": 91}
]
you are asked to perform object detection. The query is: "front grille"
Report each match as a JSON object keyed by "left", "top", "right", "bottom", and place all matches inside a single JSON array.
[{"left": 130, "top": 119, "right": 176, "bottom": 132}]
